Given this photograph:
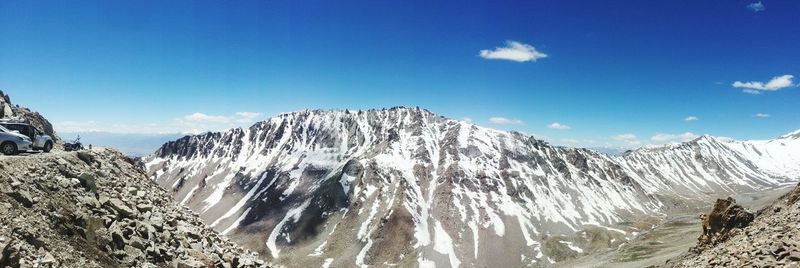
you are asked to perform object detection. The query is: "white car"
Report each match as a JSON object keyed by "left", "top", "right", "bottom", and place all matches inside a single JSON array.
[
  {"left": 0, "top": 125, "right": 33, "bottom": 155},
  {"left": 0, "top": 122, "right": 54, "bottom": 152}
]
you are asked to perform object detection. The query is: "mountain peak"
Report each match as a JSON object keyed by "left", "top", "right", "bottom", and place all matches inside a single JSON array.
[
  {"left": 275, "top": 106, "right": 436, "bottom": 117},
  {"left": 780, "top": 129, "right": 800, "bottom": 140}
]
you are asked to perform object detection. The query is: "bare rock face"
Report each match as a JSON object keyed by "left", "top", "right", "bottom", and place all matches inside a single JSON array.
[
  {"left": 0, "top": 149, "right": 268, "bottom": 267},
  {"left": 695, "top": 197, "right": 754, "bottom": 250}
]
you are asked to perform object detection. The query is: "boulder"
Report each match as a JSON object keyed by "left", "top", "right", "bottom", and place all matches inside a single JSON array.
[
  {"left": 790, "top": 252, "right": 800, "bottom": 261},
  {"left": 0, "top": 202, "right": 10, "bottom": 214},
  {"left": 76, "top": 151, "right": 96, "bottom": 166},
  {"left": 77, "top": 173, "right": 98, "bottom": 195},
  {"left": 105, "top": 198, "right": 136, "bottom": 218},
  {"left": 136, "top": 203, "right": 154, "bottom": 213},
  {"left": 176, "top": 223, "right": 201, "bottom": 240},
  {"left": 5, "top": 189, "right": 34, "bottom": 208},
  {"left": 35, "top": 251, "right": 56, "bottom": 268},
  {"left": 0, "top": 239, "right": 8, "bottom": 265},
  {"left": 0, "top": 241, "right": 20, "bottom": 267},
  {"left": 176, "top": 258, "right": 205, "bottom": 268}
]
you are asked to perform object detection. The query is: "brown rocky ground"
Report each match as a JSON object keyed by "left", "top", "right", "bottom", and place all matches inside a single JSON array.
[{"left": 0, "top": 148, "right": 268, "bottom": 267}]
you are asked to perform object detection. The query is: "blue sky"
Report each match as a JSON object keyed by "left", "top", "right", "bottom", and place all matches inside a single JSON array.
[{"left": 1, "top": 0, "right": 798, "bottom": 148}]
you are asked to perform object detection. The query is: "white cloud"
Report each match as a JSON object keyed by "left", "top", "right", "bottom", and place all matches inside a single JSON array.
[
  {"left": 612, "top": 133, "right": 641, "bottom": 146},
  {"left": 184, "top": 113, "right": 231, "bottom": 123},
  {"left": 462, "top": 117, "right": 473, "bottom": 123},
  {"left": 547, "top": 122, "right": 571, "bottom": 130},
  {"left": 733, "top": 74, "right": 794, "bottom": 94},
  {"left": 235, "top": 112, "right": 263, "bottom": 119},
  {"left": 479, "top": 41, "right": 548, "bottom": 62},
  {"left": 755, "top": 113, "right": 770, "bottom": 118},
  {"left": 685, "top": 116, "right": 699, "bottom": 121},
  {"left": 650, "top": 132, "right": 699, "bottom": 142},
  {"left": 747, "top": 1, "right": 765, "bottom": 12},
  {"left": 489, "top": 117, "right": 524, "bottom": 125},
  {"left": 612, "top": 133, "right": 637, "bottom": 141}
]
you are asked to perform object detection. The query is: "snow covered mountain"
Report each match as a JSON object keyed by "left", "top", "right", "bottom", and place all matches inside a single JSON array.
[{"left": 144, "top": 107, "right": 800, "bottom": 267}]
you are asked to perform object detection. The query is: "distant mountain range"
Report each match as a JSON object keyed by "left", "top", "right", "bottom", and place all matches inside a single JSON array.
[{"left": 144, "top": 107, "right": 800, "bottom": 267}]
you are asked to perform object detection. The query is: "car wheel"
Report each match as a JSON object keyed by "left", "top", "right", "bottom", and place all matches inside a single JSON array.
[
  {"left": 1, "top": 142, "right": 17, "bottom": 155},
  {"left": 43, "top": 141, "right": 53, "bottom": 153}
]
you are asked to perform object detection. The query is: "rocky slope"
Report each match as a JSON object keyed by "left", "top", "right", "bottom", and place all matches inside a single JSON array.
[
  {"left": 144, "top": 107, "right": 800, "bottom": 267},
  {"left": 0, "top": 149, "right": 267, "bottom": 267},
  {"left": 662, "top": 183, "right": 800, "bottom": 267},
  {"left": 0, "top": 90, "right": 60, "bottom": 143}
]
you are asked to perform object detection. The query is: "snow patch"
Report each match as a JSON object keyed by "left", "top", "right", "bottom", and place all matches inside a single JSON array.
[{"left": 434, "top": 221, "right": 461, "bottom": 268}]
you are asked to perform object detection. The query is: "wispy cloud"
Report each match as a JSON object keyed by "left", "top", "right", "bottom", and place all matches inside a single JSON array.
[
  {"left": 733, "top": 74, "right": 794, "bottom": 94},
  {"left": 462, "top": 117, "right": 474, "bottom": 123},
  {"left": 684, "top": 116, "right": 699, "bottom": 121},
  {"left": 56, "top": 111, "right": 264, "bottom": 134},
  {"left": 747, "top": 1, "right": 765, "bottom": 12},
  {"left": 558, "top": 138, "right": 597, "bottom": 147},
  {"left": 489, "top": 117, "right": 524, "bottom": 125},
  {"left": 560, "top": 138, "right": 579, "bottom": 144},
  {"left": 233, "top": 112, "right": 264, "bottom": 123},
  {"left": 479, "top": 41, "right": 548, "bottom": 62},
  {"left": 651, "top": 132, "right": 699, "bottom": 142},
  {"left": 755, "top": 113, "right": 770, "bottom": 118},
  {"left": 55, "top": 120, "right": 103, "bottom": 133},
  {"left": 235, "top": 111, "right": 263, "bottom": 119},
  {"left": 612, "top": 133, "right": 641, "bottom": 145},
  {"left": 178, "top": 111, "right": 264, "bottom": 133},
  {"left": 547, "top": 122, "right": 571, "bottom": 130},
  {"left": 742, "top": 89, "right": 762, "bottom": 95}
]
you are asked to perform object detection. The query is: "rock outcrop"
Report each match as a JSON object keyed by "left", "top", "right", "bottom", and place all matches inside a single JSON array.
[
  {"left": 0, "top": 149, "right": 268, "bottom": 267},
  {"left": 0, "top": 90, "right": 60, "bottom": 144},
  {"left": 663, "top": 183, "right": 800, "bottom": 267},
  {"left": 695, "top": 197, "right": 754, "bottom": 250}
]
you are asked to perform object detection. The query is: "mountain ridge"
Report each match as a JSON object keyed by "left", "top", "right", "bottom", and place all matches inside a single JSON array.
[{"left": 144, "top": 107, "right": 800, "bottom": 267}]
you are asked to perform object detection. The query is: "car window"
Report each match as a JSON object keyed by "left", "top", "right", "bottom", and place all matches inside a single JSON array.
[
  {"left": 12, "top": 124, "right": 29, "bottom": 134},
  {"left": 0, "top": 125, "right": 8, "bottom": 132},
  {"left": 7, "top": 124, "right": 24, "bottom": 133}
]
